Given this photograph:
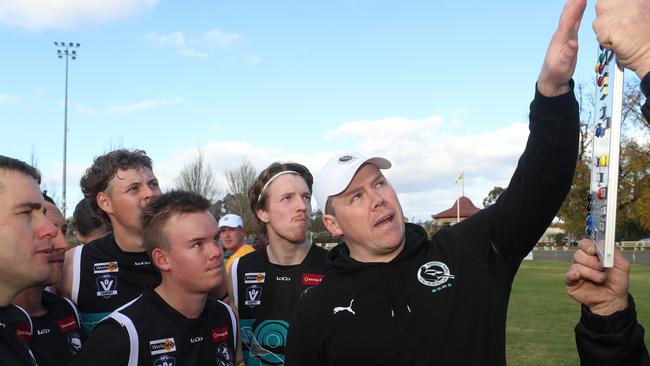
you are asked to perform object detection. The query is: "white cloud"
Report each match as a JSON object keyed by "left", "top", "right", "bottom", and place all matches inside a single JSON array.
[
  {"left": 142, "top": 31, "right": 185, "bottom": 47},
  {"left": 322, "top": 114, "right": 530, "bottom": 219},
  {"left": 0, "top": 93, "right": 23, "bottom": 104},
  {"left": 244, "top": 55, "right": 262, "bottom": 65},
  {"left": 179, "top": 48, "right": 209, "bottom": 59},
  {"left": 0, "top": 0, "right": 158, "bottom": 31},
  {"left": 200, "top": 28, "right": 242, "bottom": 47},
  {"left": 76, "top": 96, "right": 182, "bottom": 116}
]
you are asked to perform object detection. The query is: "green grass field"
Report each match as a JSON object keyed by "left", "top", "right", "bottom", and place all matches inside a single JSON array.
[{"left": 506, "top": 261, "right": 650, "bottom": 365}]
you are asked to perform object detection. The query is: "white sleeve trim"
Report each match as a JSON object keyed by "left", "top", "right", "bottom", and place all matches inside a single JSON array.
[
  {"left": 71, "top": 244, "right": 84, "bottom": 304},
  {"left": 231, "top": 257, "right": 240, "bottom": 307},
  {"left": 218, "top": 300, "right": 238, "bottom": 351},
  {"left": 108, "top": 303, "right": 140, "bottom": 366},
  {"left": 62, "top": 296, "right": 82, "bottom": 328}
]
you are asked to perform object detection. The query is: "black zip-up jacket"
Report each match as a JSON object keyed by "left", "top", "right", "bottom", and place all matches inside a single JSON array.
[{"left": 285, "top": 84, "right": 579, "bottom": 365}]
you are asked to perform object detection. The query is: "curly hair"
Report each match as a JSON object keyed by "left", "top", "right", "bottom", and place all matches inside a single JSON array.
[
  {"left": 247, "top": 162, "right": 313, "bottom": 236},
  {"left": 80, "top": 149, "right": 153, "bottom": 223}
]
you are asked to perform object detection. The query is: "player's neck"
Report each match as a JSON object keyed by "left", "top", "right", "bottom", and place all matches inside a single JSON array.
[
  {"left": 11, "top": 287, "right": 46, "bottom": 317},
  {"left": 112, "top": 224, "right": 146, "bottom": 252},
  {"left": 154, "top": 283, "right": 207, "bottom": 319},
  {"left": 266, "top": 238, "right": 311, "bottom": 266}
]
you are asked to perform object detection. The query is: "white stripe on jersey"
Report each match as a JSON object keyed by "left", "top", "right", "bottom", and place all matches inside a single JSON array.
[
  {"left": 231, "top": 257, "right": 240, "bottom": 307},
  {"left": 71, "top": 245, "right": 84, "bottom": 304}
]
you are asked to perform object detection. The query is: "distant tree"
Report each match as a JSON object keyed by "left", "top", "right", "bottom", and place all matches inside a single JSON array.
[
  {"left": 225, "top": 160, "right": 257, "bottom": 236},
  {"left": 174, "top": 148, "right": 220, "bottom": 202},
  {"left": 483, "top": 186, "right": 505, "bottom": 208},
  {"left": 557, "top": 77, "right": 650, "bottom": 240},
  {"left": 310, "top": 210, "right": 335, "bottom": 244}
]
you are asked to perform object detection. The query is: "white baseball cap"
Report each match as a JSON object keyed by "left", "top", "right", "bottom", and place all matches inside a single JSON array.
[
  {"left": 218, "top": 214, "right": 244, "bottom": 229},
  {"left": 314, "top": 152, "right": 391, "bottom": 213}
]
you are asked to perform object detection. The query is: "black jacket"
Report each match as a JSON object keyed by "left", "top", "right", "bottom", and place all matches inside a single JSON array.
[
  {"left": 285, "top": 84, "right": 579, "bottom": 365},
  {"left": 576, "top": 294, "right": 649, "bottom": 366}
]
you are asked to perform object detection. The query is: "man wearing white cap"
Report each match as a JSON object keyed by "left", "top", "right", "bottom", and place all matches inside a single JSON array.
[
  {"left": 286, "top": 1, "right": 587, "bottom": 364},
  {"left": 219, "top": 214, "right": 254, "bottom": 273}
]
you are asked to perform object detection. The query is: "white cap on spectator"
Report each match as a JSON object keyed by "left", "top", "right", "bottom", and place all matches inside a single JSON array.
[
  {"left": 314, "top": 152, "right": 391, "bottom": 213},
  {"left": 218, "top": 214, "right": 244, "bottom": 229}
]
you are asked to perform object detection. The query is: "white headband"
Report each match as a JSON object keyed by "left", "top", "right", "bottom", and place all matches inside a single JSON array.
[{"left": 257, "top": 170, "right": 301, "bottom": 203}]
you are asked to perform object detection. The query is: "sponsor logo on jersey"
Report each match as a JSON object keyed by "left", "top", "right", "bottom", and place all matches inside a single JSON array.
[
  {"left": 96, "top": 274, "right": 118, "bottom": 298},
  {"left": 150, "top": 338, "right": 176, "bottom": 355},
  {"left": 211, "top": 327, "right": 229, "bottom": 343},
  {"left": 134, "top": 260, "right": 151, "bottom": 266},
  {"left": 215, "top": 342, "right": 235, "bottom": 366},
  {"left": 301, "top": 273, "right": 324, "bottom": 286},
  {"left": 57, "top": 315, "right": 79, "bottom": 333},
  {"left": 93, "top": 261, "right": 119, "bottom": 274},
  {"left": 244, "top": 272, "right": 265, "bottom": 284},
  {"left": 36, "top": 328, "right": 50, "bottom": 335},
  {"left": 417, "top": 261, "right": 455, "bottom": 293},
  {"left": 16, "top": 323, "right": 32, "bottom": 341},
  {"left": 244, "top": 285, "right": 262, "bottom": 307},
  {"left": 190, "top": 336, "right": 203, "bottom": 344},
  {"left": 153, "top": 355, "right": 176, "bottom": 366},
  {"left": 276, "top": 276, "right": 291, "bottom": 282}
]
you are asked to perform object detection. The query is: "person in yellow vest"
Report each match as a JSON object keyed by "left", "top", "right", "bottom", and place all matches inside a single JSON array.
[{"left": 219, "top": 214, "right": 255, "bottom": 273}]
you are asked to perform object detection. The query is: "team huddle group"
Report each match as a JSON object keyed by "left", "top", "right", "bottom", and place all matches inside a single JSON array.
[{"left": 2, "top": 0, "right": 650, "bottom": 365}]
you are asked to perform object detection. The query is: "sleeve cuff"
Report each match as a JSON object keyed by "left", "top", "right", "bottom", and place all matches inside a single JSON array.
[
  {"left": 531, "top": 79, "right": 579, "bottom": 120},
  {"left": 580, "top": 294, "right": 637, "bottom": 334}
]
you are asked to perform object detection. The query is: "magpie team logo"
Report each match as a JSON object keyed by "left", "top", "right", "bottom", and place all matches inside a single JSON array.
[
  {"left": 66, "top": 332, "right": 82, "bottom": 355},
  {"left": 245, "top": 285, "right": 262, "bottom": 307},
  {"left": 215, "top": 342, "right": 235, "bottom": 366},
  {"left": 95, "top": 274, "right": 118, "bottom": 298},
  {"left": 153, "top": 355, "right": 176, "bottom": 366},
  {"left": 417, "top": 261, "right": 455, "bottom": 287}
]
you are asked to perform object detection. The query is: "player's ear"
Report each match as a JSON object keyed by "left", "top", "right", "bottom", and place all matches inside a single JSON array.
[
  {"left": 323, "top": 214, "right": 343, "bottom": 237},
  {"left": 151, "top": 248, "right": 170, "bottom": 272}
]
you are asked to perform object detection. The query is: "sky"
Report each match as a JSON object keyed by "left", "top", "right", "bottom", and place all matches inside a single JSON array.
[{"left": 0, "top": 0, "right": 608, "bottom": 221}]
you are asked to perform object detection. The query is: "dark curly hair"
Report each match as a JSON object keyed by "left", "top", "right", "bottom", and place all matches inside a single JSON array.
[
  {"left": 248, "top": 162, "right": 313, "bottom": 236},
  {"left": 80, "top": 149, "right": 153, "bottom": 223}
]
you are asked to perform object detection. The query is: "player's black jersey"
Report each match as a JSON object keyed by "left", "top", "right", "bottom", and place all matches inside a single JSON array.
[
  {"left": 231, "top": 244, "right": 328, "bottom": 365},
  {"left": 29, "top": 291, "right": 84, "bottom": 366},
  {"left": 70, "top": 287, "right": 238, "bottom": 366},
  {"left": 0, "top": 304, "right": 37, "bottom": 366},
  {"left": 70, "top": 232, "right": 161, "bottom": 334}
]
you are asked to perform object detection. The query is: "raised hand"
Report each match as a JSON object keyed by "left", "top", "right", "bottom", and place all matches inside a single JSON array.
[{"left": 537, "top": 0, "right": 587, "bottom": 97}]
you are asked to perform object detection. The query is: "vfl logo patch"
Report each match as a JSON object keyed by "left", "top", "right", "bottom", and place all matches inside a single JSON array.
[
  {"left": 244, "top": 272, "right": 265, "bottom": 284},
  {"left": 153, "top": 355, "right": 176, "bottom": 366},
  {"left": 301, "top": 273, "right": 323, "bottom": 286},
  {"left": 211, "top": 327, "right": 229, "bottom": 343},
  {"left": 57, "top": 315, "right": 78, "bottom": 333},
  {"left": 245, "top": 285, "right": 262, "bottom": 307},
  {"left": 417, "top": 261, "right": 455, "bottom": 288},
  {"left": 93, "top": 261, "right": 119, "bottom": 274},
  {"left": 95, "top": 274, "right": 118, "bottom": 298},
  {"left": 150, "top": 338, "right": 176, "bottom": 355}
]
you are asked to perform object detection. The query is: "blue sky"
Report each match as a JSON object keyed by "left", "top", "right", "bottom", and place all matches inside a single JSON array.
[{"left": 1, "top": 0, "right": 603, "bottom": 221}]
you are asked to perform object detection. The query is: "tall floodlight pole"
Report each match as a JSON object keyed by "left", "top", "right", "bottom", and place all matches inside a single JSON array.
[{"left": 54, "top": 41, "right": 80, "bottom": 218}]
